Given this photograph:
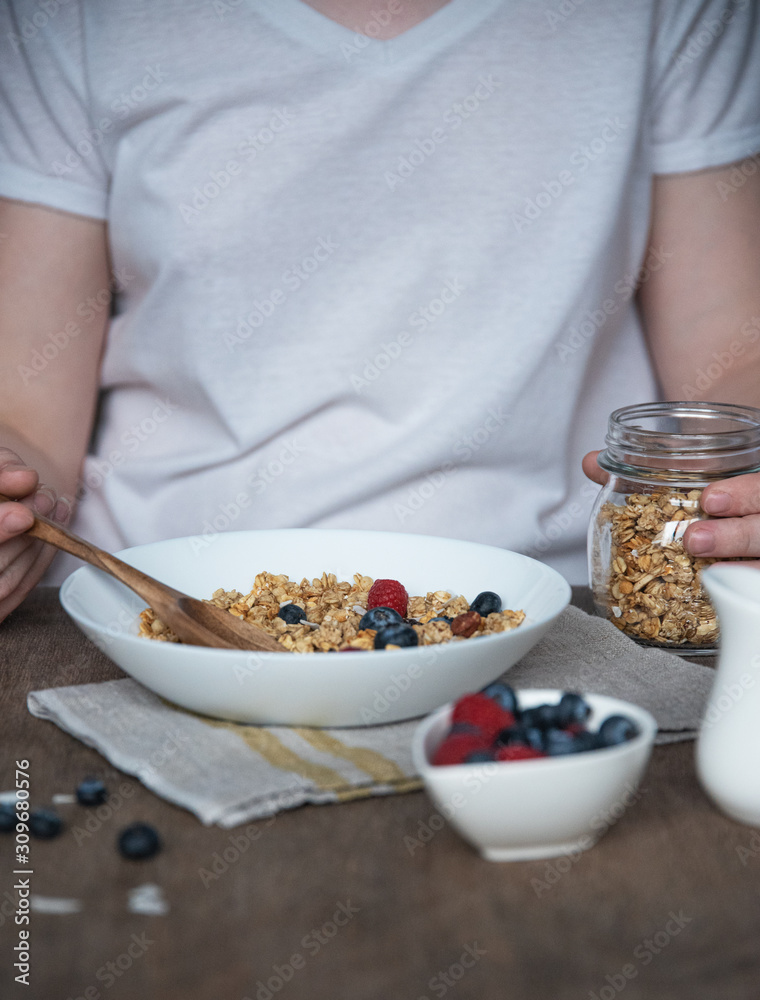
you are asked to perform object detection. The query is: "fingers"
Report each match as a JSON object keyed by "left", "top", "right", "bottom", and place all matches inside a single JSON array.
[
  {"left": 0, "top": 501, "right": 34, "bottom": 538},
  {"left": 684, "top": 512, "right": 760, "bottom": 560},
  {"left": 0, "top": 485, "right": 68, "bottom": 570},
  {"left": 582, "top": 450, "right": 608, "bottom": 486},
  {"left": 0, "top": 539, "right": 42, "bottom": 600},
  {"left": 0, "top": 484, "right": 58, "bottom": 542},
  {"left": 0, "top": 448, "right": 39, "bottom": 498},
  {"left": 0, "top": 540, "right": 57, "bottom": 622},
  {"left": 700, "top": 472, "right": 760, "bottom": 517},
  {"left": 682, "top": 472, "right": 760, "bottom": 559},
  {"left": 0, "top": 488, "right": 69, "bottom": 622},
  {"left": 0, "top": 448, "right": 39, "bottom": 539},
  {"left": 0, "top": 449, "right": 72, "bottom": 622}
]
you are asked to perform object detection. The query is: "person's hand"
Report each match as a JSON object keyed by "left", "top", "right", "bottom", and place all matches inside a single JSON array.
[
  {"left": 582, "top": 450, "right": 760, "bottom": 569},
  {"left": 0, "top": 448, "right": 71, "bottom": 622},
  {"left": 581, "top": 450, "right": 607, "bottom": 487},
  {"left": 682, "top": 476, "right": 760, "bottom": 570}
]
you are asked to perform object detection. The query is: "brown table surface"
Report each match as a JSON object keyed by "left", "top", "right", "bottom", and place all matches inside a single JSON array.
[{"left": 1, "top": 586, "right": 759, "bottom": 1000}]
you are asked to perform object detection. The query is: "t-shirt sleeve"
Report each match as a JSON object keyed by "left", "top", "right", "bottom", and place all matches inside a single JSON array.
[
  {"left": 0, "top": 0, "right": 108, "bottom": 219},
  {"left": 649, "top": 0, "right": 760, "bottom": 174}
]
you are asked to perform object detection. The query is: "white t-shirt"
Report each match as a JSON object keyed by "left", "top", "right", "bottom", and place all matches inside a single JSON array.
[{"left": 1, "top": 0, "right": 760, "bottom": 584}]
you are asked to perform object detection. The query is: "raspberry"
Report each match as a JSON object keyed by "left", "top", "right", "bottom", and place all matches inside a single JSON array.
[
  {"left": 367, "top": 579, "right": 408, "bottom": 618},
  {"left": 495, "top": 745, "right": 546, "bottom": 762},
  {"left": 432, "top": 733, "right": 490, "bottom": 766},
  {"left": 451, "top": 693, "right": 514, "bottom": 738}
]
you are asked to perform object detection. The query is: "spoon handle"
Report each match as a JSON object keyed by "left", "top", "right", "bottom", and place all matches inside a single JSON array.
[
  {"left": 0, "top": 493, "right": 177, "bottom": 606},
  {"left": 1, "top": 492, "right": 285, "bottom": 651}
]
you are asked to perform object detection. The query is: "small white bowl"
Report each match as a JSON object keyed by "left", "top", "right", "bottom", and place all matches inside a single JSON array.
[
  {"left": 59, "top": 529, "right": 570, "bottom": 727},
  {"left": 412, "top": 689, "right": 656, "bottom": 861}
]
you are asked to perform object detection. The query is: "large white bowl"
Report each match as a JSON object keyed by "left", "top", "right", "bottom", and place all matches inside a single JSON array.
[
  {"left": 59, "top": 529, "right": 571, "bottom": 727},
  {"left": 412, "top": 689, "right": 657, "bottom": 861}
]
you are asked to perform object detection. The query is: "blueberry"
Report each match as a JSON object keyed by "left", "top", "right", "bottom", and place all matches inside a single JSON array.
[
  {"left": 29, "top": 808, "right": 62, "bottom": 839},
  {"left": 373, "top": 623, "right": 418, "bottom": 649},
  {"left": 556, "top": 692, "right": 592, "bottom": 728},
  {"left": 464, "top": 750, "right": 495, "bottom": 763},
  {"left": 598, "top": 715, "right": 639, "bottom": 747},
  {"left": 496, "top": 724, "right": 543, "bottom": 752},
  {"left": 494, "top": 726, "right": 519, "bottom": 747},
  {"left": 481, "top": 682, "right": 519, "bottom": 714},
  {"left": 0, "top": 803, "right": 18, "bottom": 833},
  {"left": 521, "top": 704, "right": 561, "bottom": 730},
  {"left": 469, "top": 591, "right": 502, "bottom": 617},
  {"left": 573, "top": 731, "right": 603, "bottom": 752},
  {"left": 118, "top": 822, "right": 161, "bottom": 860},
  {"left": 544, "top": 730, "right": 586, "bottom": 756},
  {"left": 429, "top": 616, "right": 453, "bottom": 625},
  {"left": 76, "top": 777, "right": 108, "bottom": 806},
  {"left": 522, "top": 727, "right": 546, "bottom": 752},
  {"left": 278, "top": 603, "right": 307, "bottom": 625},
  {"left": 359, "top": 606, "right": 402, "bottom": 631}
]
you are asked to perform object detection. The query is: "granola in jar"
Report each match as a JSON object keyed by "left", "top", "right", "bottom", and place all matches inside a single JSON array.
[
  {"left": 594, "top": 487, "right": 718, "bottom": 648},
  {"left": 589, "top": 401, "right": 760, "bottom": 654}
]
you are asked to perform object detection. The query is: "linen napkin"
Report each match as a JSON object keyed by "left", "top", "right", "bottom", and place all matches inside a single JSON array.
[{"left": 27, "top": 605, "right": 718, "bottom": 827}]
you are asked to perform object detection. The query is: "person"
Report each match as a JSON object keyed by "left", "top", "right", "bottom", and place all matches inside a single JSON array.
[{"left": 1, "top": 0, "right": 760, "bottom": 625}]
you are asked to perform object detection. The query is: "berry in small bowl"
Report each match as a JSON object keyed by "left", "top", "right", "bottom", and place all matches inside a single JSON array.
[{"left": 412, "top": 688, "right": 656, "bottom": 862}]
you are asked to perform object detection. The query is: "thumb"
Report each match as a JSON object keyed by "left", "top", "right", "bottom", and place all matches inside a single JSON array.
[
  {"left": 582, "top": 450, "right": 608, "bottom": 486},
  {"left": 0, "top": 449, "right": 39, "bottom": 498}
]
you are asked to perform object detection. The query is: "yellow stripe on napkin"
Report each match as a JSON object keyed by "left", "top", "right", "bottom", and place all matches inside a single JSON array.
[
  {"left": 333, "top": 780, "right": 421, "bottom": 802},
  {"left": 293, "top": 728, "right": 407, "bottom": 784},
  {"left": 201, "top": 719, "right": 348, "bottom": 791}
]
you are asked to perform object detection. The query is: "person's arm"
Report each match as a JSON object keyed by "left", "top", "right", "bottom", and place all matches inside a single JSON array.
[
  {"left": 639, "top": 164, "right": 760, "bottom": 407},
  {"left": 583, "top": 162, "right": 760, "bottom": 567},
  {"left": 0, "top": 198, "right": 110, "bottom": 619}
]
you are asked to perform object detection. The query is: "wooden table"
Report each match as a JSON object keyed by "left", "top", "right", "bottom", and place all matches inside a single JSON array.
[{"left": 1, "top": 587, "right": 759, "bottom": 1000}]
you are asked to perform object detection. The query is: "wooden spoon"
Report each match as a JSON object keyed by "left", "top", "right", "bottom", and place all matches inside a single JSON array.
[{"left": 1, "top": 494, "right": 284, "bottom": 652}]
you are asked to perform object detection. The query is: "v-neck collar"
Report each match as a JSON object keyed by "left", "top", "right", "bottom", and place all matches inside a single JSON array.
[{"left": 253, "top": 0, "right": 505, "bottom": 67}]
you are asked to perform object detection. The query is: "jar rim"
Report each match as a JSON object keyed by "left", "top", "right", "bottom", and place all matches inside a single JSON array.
[{"left": 599, "top": 401, "right": 760, "bottom": 477}]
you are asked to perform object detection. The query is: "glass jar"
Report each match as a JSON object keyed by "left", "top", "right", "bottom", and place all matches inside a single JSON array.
[{"left": 588, "top": 401, "right": 760, "bottom": 654}]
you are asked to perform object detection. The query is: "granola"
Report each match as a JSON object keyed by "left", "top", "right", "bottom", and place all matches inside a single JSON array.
[
  {"left": 597, "top": 488, "right": 719, "bottom": 647},
  {"left": 139, "top": 571, "right": 525, "bottom": 652}
]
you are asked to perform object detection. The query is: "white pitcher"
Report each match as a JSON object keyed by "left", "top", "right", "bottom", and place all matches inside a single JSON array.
[{"left": 698, "top": 565, "right": 760, "bottom": 827}]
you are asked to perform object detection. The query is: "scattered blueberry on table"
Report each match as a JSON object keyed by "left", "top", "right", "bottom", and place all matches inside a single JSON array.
[
  {"left": 0, "top": 802, "right": 18, "bottom": 832},
  {"left": 76, "top": 777, "right": 108, "bottom": 806},
  {"left": 29, "top": 808, "right": 63, "bottom": 839},
  {"left": 118, "top": 822, "right": 161, "bottom": 860}
]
